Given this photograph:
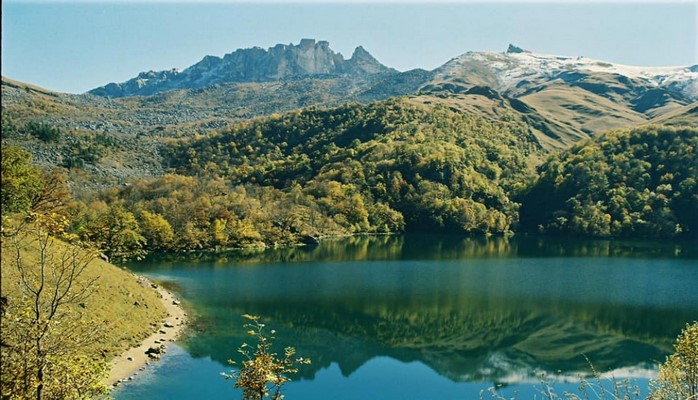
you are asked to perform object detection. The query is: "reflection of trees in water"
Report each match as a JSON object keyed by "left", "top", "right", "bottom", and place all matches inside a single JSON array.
[
  {"left": 129, "top": 234, "right": 697, "bottom": 269},
  {"left": 138, "top": 234, "right": 698, "bottom": 383},
  {"left": 184, "top": 294, "right": 689, "bottom": 383}
]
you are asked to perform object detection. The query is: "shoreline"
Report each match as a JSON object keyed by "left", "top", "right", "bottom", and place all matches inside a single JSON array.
[{"left": 106, "top": 283, "right": 188, "bottom": 387}]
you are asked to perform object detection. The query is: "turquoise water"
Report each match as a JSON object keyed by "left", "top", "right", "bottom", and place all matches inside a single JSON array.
[{"left": 114, "top": 235, "right": 698, "bottom": 399}]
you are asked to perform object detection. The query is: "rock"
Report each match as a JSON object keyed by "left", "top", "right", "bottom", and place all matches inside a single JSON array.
[
  {"left": 127, "top": 356, "right": 133, "bottom": 361},
  {"left": 150, "top": 283, "right": 158, "bottom": 289},
  {"left": 300, "top": 235, "right": 320, "bottom": 245},
  {"left": 159, "top": 329, "right": 166, "bottom": 334},
  {"left": 145, "top": 346, "right": 163, "bottom": 360},
  {"left": 506, "top": 44, "right": 528, "bottom": 54},
  {"left": 164, "top": 322, "right": 174, "bottom": 328},
  {"left": 172, "top": 300, "right": 181, "bottom": 306},
  {"left": 88, "top": 40, "right": 393, "bottom": 98}
]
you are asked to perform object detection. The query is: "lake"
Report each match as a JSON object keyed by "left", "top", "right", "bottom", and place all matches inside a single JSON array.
[{"left": 113, "top": 234, "right": 698, "bottom": 399}]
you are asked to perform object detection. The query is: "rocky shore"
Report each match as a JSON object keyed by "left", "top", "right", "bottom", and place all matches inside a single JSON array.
[{"left": 106, "top": 283, "right": 187, "bottom": 388}]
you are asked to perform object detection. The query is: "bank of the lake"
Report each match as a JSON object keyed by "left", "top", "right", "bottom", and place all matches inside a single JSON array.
[
  {"left": 113, "top": 234, "right": 698, "bottom": 400},
  {"left": 107, "top": 279, "right": 188, "bottom": 387}
]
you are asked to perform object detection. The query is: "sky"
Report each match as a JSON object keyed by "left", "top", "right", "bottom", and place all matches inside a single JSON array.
[{"left": 2, "top": 1, "right": 697, "bottom": 94}]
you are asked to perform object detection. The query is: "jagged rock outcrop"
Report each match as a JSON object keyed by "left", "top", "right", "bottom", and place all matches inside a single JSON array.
[
  {"left": 506, "top": 44, "right": 528, "bottom": 54},
  {"left": 90, "top": 39, "right": 394, "bottom": 97}
]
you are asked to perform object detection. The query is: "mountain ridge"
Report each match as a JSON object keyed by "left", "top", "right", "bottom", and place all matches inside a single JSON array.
[
  {"left": 89, "top": 39, "right": 393, "bottom": 98},
  {"left": 429, "top": 46, "right": 697, "bottom": 102},
  {"left": 86, "top": 41, "right": 698, "bottom": 128}
]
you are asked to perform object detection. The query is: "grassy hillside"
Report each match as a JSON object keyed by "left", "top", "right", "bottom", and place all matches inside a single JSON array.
[
  {"left": 0, "top": 232, "right": 167, "bottom": 359},
  {"left": 521, "top": 83, "right": 648, "bottom": 136},
  {"left": 647, "top": 101, "right": 698, "bottom": 127},
  {"left": 518, "top": 125, "right": 698, "bottom": 239}
]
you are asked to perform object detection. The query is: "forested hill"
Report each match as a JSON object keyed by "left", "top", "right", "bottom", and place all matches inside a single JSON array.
[
  {"left": 518, "top": 126, "right": 698, "bottom": 239},
  {"left": 167, "top": 98, "right": 541, "bottom": 234}
]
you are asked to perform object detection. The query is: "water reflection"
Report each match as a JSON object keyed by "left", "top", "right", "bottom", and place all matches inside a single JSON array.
[
  {"left": 127, "top": 235, "right": 698, "bottom": 384},
  {"left": 137, "top": 234, "right": 698, "bottom": 267}
]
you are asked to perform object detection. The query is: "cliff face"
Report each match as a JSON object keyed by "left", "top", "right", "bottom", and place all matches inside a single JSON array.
[{"left": 89, "top": 39, "right": 393, "bottom": 97}]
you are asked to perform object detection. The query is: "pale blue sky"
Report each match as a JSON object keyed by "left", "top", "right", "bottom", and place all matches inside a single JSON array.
[{"left": 2, "top": 1, "right": 696, "bottom": 94}]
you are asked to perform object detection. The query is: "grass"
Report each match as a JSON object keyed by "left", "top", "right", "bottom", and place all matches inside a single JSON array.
[
  {"left": 0, "top": 232, "right": 167, "bottom": 360},
  {"left": 521, "top": 84, "right": 647, "bottom": 137}
]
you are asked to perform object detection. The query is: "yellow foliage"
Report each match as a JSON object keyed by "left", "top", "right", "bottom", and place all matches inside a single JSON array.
[{"left": 650, "top": 321, "right": 698, "bottom": 399}]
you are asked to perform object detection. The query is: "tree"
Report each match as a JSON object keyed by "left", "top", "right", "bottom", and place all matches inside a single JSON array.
[
  {"left": 139, "top": 210, "right": 174, "bottom": 251},
  {"left": 81, "top": 205, "right": 146, "bottom": 261},
  {"left": 0, "top": 214, "right": 109, "bottom": 400},
  {"left": 222, "top": 314, "right": 310, "bottom": 400},
  {"left": 1, "top": 146, "right": 43, "bottom": 216},
  {"left": 650, "top": 321, "right": 698, "bottom": 400}
]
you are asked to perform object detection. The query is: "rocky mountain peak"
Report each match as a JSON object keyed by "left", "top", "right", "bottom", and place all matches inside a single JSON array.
[
  {"left": 506, "top": 44, "right": 528, "bottom": 54},
  {"left": 349, "top": 45, "right": 389, "bottom": 74},
  {"left": 89, "top": 40, "right": 393, "bottom": 98}
]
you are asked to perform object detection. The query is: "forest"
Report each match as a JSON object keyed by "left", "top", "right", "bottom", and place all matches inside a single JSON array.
[
  {"left": 3, "top": 99, "right": 697, "bottom": 261},
  {"left": 519, "top": 125, "right": 698, "bottom": 238}
]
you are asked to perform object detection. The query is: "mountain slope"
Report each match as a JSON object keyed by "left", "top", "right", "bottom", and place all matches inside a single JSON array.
[
  {"left": 520, "top": 83, "right": 648, "bottom": 136},
  {"left": 429, "top": 45, "right": 697, "bottom": 104},
  {"left": 89, "top": 39, "right": 394, "bottom": 98},
  {"left": 422, "top": 45, "right": 697, "bottom": 135},
  {"left": 405, "top": 89, "right": 581, "bottom": 151},
  {"left": 518, "top": 125, "right": 698, "bottom": 239},
  {"left": 647, "top": 101, "right": 698, "bottom": 127},
  {"left": 166, "top": 97, "right": 544, "bottom": 234},
  {"left": 0, "top": 232, "right": 167, "bottom": 359}
]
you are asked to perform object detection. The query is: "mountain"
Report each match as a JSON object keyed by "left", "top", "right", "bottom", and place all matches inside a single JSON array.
[
  {"left": 428, "top": 44, "right": 697, "bottom": 103},
  {"left": 421, "top": 45, "right": 698, "bottom": 139},
  {"left": 4, "top": 42, "right": 697, "bottom": 191},
  {"left": 89, "top": 39, "right": 394, "bottom": 97},
  {"left": 83, "top": 42, "right": 697, "bottom": 147}
]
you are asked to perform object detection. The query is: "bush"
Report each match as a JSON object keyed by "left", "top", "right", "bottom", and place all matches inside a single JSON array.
[
  {"left": 650, "top": 322, "right": 698, "bottom": 399},
  {"left": 222, "top": 315, "right": 310, "bottom": 400},
  {"left": 26, "top": 121, "right": 61, "bottom": 142}
]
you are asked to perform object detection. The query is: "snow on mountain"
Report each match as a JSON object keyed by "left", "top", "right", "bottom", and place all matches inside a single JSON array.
[{"left": 434, "top": 46, "right": 698, "bottom": 100}]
